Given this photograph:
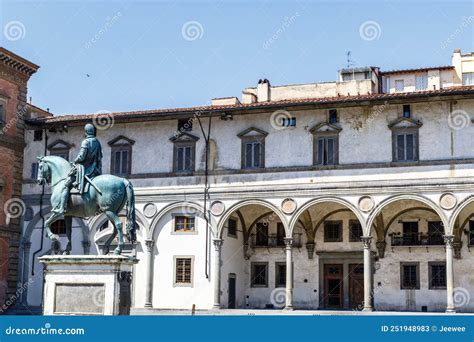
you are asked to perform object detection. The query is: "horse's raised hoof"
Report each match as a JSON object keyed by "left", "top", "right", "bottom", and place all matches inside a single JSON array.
[{"left": 48, "top": 233, "right": 60, "bottom": 241}]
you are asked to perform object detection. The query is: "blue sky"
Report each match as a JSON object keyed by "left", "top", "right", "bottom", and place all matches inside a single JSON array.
[{"left": 1, "top": 0, "right": 473, "bottom": 115}]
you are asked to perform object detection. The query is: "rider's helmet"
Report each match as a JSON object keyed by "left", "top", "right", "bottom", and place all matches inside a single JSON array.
[{"left": 84, "top": 123, "right": 97, "bottom": 138}]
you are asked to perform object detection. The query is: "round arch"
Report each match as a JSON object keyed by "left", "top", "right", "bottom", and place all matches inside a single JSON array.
[
  {"left": 449, "top": 195, "right": 474, "bottom": 233},
  {"left": 148, "top": 201, "right": 217, "bottom": 240},
  {"left": 289, "top": 197, "right": 366, "bottom": 236},
  {"left": 88, "top": 209, "right": 149, "bottom": 242},
  {"left": 366, "top": 194, "right": 449, "bottom": 236},
  {"left": 217, "top": 199, "right": 288, "bottom": 239}
]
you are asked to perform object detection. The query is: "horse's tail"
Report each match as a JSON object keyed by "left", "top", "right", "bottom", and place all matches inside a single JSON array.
[{"left": 124, "top": 179, "right": 137, "bottom": 243}]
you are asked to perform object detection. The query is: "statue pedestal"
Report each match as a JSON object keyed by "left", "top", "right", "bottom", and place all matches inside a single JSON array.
[{"left": 39, "top": 255, "right": 138, "bottom": 316}]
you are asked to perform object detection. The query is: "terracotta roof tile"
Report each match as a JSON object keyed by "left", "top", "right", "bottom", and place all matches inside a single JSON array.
[{"left": 29, "top": 86, "right": 474, "bottom": 125}]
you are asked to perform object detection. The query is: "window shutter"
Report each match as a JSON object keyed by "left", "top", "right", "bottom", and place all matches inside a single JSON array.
[
  {"left": 406, "top": 134, "right": 414, "bottom": 160},
  {"left": 317, "top": 138, "right": 324, "bottom": 165},
  {"left": 397, "top": 134, "right": 405, "bottom": 161},
  {"left": 245, "top": 143, "right": 253, "bottom": 168},
  {"left": 121, "top": 150, "right": 128, "bottom": 174},
  {"left": 253, "top": 143, "right": 261, "bottom": 167},
  {"left": 184, "top": 146, "right": 192, "bottom": 170},
  {"left": 114, "top": 150, "right": 122, "bottom": 174},
  {"left": 327, "top": 138, "right": 335, "bottom": 165},
  {"left": 177, "top": 147, "right": 184, "bottom": 171}
]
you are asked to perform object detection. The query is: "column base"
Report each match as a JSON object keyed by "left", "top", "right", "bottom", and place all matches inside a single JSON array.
[
  {"left": 362, "top": 307, "right": 374, "bottom": 312},
  {"left": 445, "top": 308, "right": 456, "bottom": 314},
  {"left": 144, "top": 303, "right": 153, "bottom": 308},
  {"left": 212, "top": 304, "right": 221, "bottom": 309},
  {"left": 283, "top": 305, "right": 294, "bottom": 311}
]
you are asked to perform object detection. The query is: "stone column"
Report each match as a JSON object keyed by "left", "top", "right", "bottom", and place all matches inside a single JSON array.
[
  {"left": 361, "top": 236, "right": 373, "bottom": 311},
  {"left": 19, "top": 240, "right": 31, "bottom": 304},
  {"left": 144, "top": 239, "right": 155, "bottom": 308},
  {"left": 213, "top": 239, "right": 223, "bottom": 309},
  {"left": 444, "top": 235, "right": 456, "bottom": 313},
  {"left": 82, "top": 240, "right": 91, "bottom": 255},
  {"left": 284, "top": 237, "right": 293, "bottom": 310}
]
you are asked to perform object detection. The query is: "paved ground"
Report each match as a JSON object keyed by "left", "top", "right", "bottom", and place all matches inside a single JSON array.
[{"left": 131, "top": 308, "right": 471, "bottom": 316}]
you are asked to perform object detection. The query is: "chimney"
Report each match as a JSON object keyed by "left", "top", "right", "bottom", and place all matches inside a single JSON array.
[
  {"left": 452, "top": 49, "right": 462, "bottom": 85},
  {"left": 257, "top": 79, "right": 270, "bottom": 102}
]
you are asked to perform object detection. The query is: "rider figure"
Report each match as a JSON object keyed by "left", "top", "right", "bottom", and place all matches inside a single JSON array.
[{"left": 52, "top": 123, "right": 103, "bottom": 214}]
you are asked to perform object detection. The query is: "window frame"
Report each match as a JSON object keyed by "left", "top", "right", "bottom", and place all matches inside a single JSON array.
[
  {"left": 31, "top": 162, "right": 39, "bottom": 180},
  {"left": 227, "top": 218, "right": 238, "bottom": 238},
  {"left": 349, "top": 220, "right": 363, "bottom": 242},
  {"left": 395, "top": 79, "right": 405, "bottom": 92},
  {"left": 255, "top": 222, "right": 269, "bottom": 246},
  {"left": 173, "top": 141, "right": 196, "bottom": 173},
  {"left": 173, "top": 256, "right": 194, "bottom": 287},
  {"left": 324, "top": 220, "right": 343, "bottom": 242},
  {"left": 428, "top": 261, "right": 447, "bottom": 290},
  {"left": 108, "top": 136, "right": 135, "bottom": 177},
  {"left": 0, "top": 98, "right": 6, "bottom": 128},
  {"left": 241, "top": 137, "right": 265, "bottom": 169},
  {"left": 415, "top": 73, "right": 428, "bottom": 90},
  {"left": 48, "top": 139, "right": 72, "bottom": 161},
  {"left": 313, "top": 132, "right": 339, "bottom": 166},
  {"left": 251, "top": 262, "right": 269, "bottom": 288},
  {"left": 275, "top": 262, "right": 287, "bottom": 288},
  {"left": 172, "top": 214, "right": 197, "bottom": 234},
  {"left": 462, "top": 72, "right": 474, "bottom": 86},
  {"left": 400, "top": 262, "right": 420, "bottom": 290},
  {"left": 392, "top": 128, "right": 419, "bottom": 162}
]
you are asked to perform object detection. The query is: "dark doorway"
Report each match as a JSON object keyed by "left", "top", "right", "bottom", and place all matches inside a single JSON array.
[
  {"left": 324, "top": 264, "right": 343, "bottom": 308},
  {"left": 228, "top": 273, "right": 236, "bottom": 309},
  {"left": 349, "top": 263, "right": 364, "bottom": 309}
]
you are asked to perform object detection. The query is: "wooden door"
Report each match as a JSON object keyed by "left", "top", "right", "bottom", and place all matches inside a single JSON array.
[
  {"left": 324, "top": 264, "right": 343, "bottom": 308},
  {"left": 349, "top": 264, "right": 364, "bottom": 309},
  {"left": 228, "top": 274, "right": 236, "bottom": 309}
]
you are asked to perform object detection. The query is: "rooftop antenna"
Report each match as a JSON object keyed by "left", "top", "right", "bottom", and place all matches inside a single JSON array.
[{"left": 346, "top": 51, "right": 356, "bottom": 68}]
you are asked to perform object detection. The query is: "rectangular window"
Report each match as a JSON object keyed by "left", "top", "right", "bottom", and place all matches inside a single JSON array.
[
  {"left": 0, "top": 102, "right": 5, "bottom": 125},
  {"left": 429, "top": 262, "right": 446, "bottom": 289},
  {"left": 396, "top": 133, "right": 417, "bottom": 162},
  {"left": 255, "top": 223, "right": 268, "bottom": 246},
  {"left": 244, "top": 141, "right": 263, "bottom": 169},
  {"left": 415, "top": 74, "right": 428, "bottom": 90},
  {"left": 470, "top": 221, "right": 474, "bottom": 246},
  {"left": 427, "top": 221, "right": 444, "bottom": 245},
  {"left": 113, "top": 149, "right": 129, "bottom": 175},
  {"left": 462, "top": 72, "right": 474, "bottom": 86},
  {"left": 31, "top": 162, "right": 39, "bottom": 180},
  {"left": 280, "top": 117, "right": 296, "bottom": 127},
  {"left": 328, "top": 109, "right": 338, "bottom": 124},
  {"left": 400, "top": 262, "right": 419, "bottom": 289},
  {"left": 324, "top": 221, "right": 342, "bottom": 242},
  {"left": 315, "top": 136, "right": 337, "bottom": 166},
  {"left": 227, "top": 218, "right": 237, "bottom": 238},
  {"left": 402, "top": 222, "right": 419, "bottom": 245},
  {"left": 275, "top": 262, "right": 286, "bottom": 287},
  {"left": 175, "top": 257, "right": 193, "bottom": 285},
  {"left": 174, "top": 216, "right": 195, "bottom": 232},
  {"left": 349, "top": 220, "right": 362, "bottom": 242},
  {"left": 178, "top": 119, "right": 193, "bottom": 132},
  {"left": 175, "top": 145, "right": 193, "bottom": 172},
  {"left": 251, "top": 262, "right": 268, "bottom": 287},
  {"left": 276, "top": 222, "right": 285, "bottom": 246},
  {"left": 403, "top": 104, "right": 411, "bottom": 118},
  {"left": 395, "top": 80, "right": 404, "bottom": 92},
  {"left": 34, "top": 130, "right": 43, "bottom": 141},
  {"left": 51, "top": 219, "right": 66, "bottom": 235}
]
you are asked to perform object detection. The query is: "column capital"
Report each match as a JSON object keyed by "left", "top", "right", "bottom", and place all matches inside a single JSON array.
[
  {"left": 213, "top": 239, "right": 224, "bottom": 251},
  {"left": 361, "top": 236, "right": 372, "bottom": 249},
  {"left": 443, "top": 234, "right": 455, "bottom": 248},
  {"left": 283, "top": 237, "right": 293, "bottom": 249},
  {"left": 145, "top": 239, "right": 155, "bottom": 252}
]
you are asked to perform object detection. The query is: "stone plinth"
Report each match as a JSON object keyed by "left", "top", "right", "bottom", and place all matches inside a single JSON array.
[{"left": 39, "top": 255, "right": 138, "bottom": 316}]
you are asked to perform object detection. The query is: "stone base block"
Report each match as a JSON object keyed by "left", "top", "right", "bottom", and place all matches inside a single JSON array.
[{"left": 39, "top": 255, "right": 138, "bottom": 316}]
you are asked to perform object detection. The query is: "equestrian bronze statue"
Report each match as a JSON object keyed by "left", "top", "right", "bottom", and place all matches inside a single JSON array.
[{"left": 36, "top": 124, "right": 137, "bottom": 255}]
